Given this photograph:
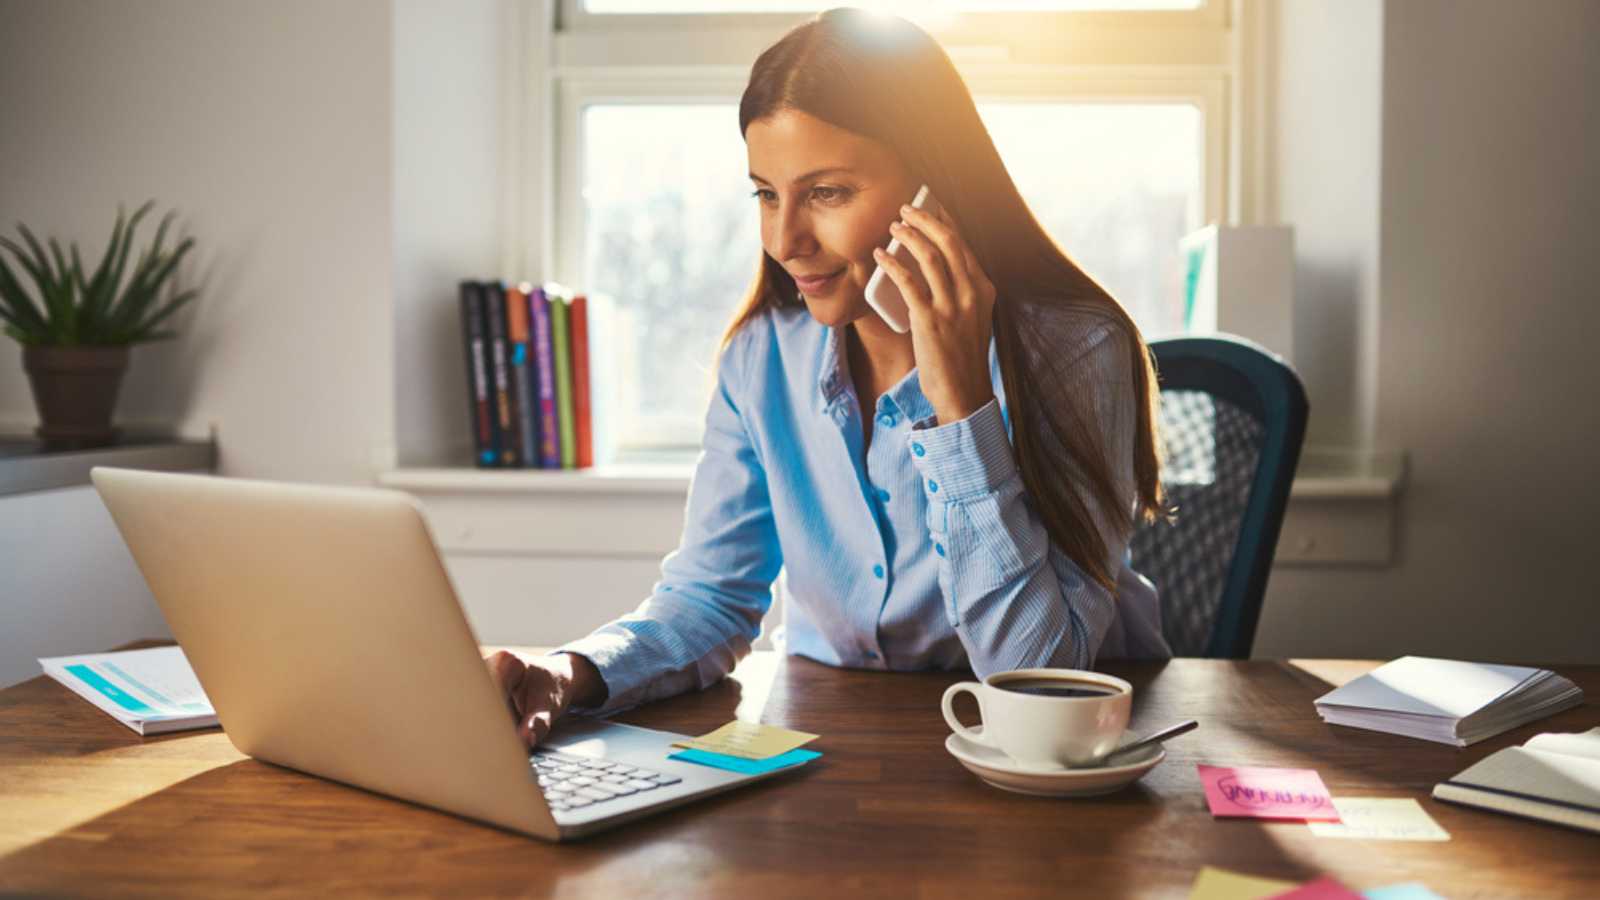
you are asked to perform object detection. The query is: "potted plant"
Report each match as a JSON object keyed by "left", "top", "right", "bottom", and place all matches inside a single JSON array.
[{"left": 0, "top": 201, "right": 197, "bottom": 450}]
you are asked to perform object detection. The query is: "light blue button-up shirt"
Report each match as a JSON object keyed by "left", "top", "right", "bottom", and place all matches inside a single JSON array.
[{"left": 558, "top": 303, "right": 1170, "bottom": 714}]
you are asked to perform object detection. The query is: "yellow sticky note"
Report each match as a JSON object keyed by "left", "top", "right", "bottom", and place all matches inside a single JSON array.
[
  {"left": 1307, "top": 798, "right": 1451, "bottom": 842},
  {"left": 1188, "top": 867, "right": 1297, "bottom": 900},
  {"left": 671, "top": 720, "right": 819, "bottom": 760}
]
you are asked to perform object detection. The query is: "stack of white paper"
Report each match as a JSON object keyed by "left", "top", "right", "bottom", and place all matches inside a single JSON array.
[
  {"left": 1313, "top": 656, "right": 1585, "bottom": 746},
  {"left": 39, "top": 645, "right": 217, "bottom": 736}
]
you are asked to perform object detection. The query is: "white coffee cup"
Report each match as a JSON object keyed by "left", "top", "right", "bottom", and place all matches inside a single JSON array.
[{"left": 941, "top": 668, "right": 1132, "bottom": 769}]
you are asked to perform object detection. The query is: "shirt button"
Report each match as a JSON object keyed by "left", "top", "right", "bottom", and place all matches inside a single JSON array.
[
  {"left": 927, "top": 479, "right": 939, "bottom": 493},
  {"left": 875, "top": 488, "right": 891, "bottom": 502},
  {"left": 877, "top": 412, "right": 895, "bottom": 428},
  {"left": 872, "top": 564, "right": 885, "bottom": 579},
  {"left": 865, "top": 651, "right": 879, "bottom": 660},
  {"left": 911, "top": 442, "right": 925, "bottom": 457},
  {"left": 936, "top": 542, "right": 946, "bottom": 557}
]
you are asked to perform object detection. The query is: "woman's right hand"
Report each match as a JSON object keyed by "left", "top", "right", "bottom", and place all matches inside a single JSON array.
[{"left": 483, "top": 650, "right": 606, "bottom": 748}]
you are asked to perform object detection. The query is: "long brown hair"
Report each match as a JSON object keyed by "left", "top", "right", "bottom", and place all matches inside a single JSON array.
[{"left": 726, "top": 8, "right": 1164, "bottom": 591}]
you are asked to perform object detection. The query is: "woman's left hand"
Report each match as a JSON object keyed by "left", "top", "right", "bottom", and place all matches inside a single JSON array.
[{"left": 872, "top": 203, "right": 997, "bottom": 426}]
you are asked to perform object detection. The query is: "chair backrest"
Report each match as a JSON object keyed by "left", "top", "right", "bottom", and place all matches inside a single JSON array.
[{"left": 1128, "top": 335, "right": 1308, "bottom": 658}]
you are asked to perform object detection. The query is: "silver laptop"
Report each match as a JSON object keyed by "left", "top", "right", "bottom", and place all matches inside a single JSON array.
[{"left": 90, "top": 466, "right": 794, "bottom": 841}]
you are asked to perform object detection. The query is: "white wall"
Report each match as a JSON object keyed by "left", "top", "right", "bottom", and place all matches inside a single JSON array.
[
  {"left": 1256, "top": 0, "right": 1600, "bottom": 663},
  {"left": 1270, "top": 0, "right": 1383, "bottom": 450},
  {"left": 0, "top": 0, "right": 397, "bottom": 685},
  {"left": 392, "top": 0, "right": 516, "bottom": 468},
  {"left": 0, "top": 0, "right": 395, "bottom": 484},
  {"left": 0, "top": 486, "right": 170, "bottom": 687}
]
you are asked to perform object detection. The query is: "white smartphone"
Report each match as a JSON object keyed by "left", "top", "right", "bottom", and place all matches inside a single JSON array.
[{"left": 864, "top": 184, "right": 945, "bottom": 334}]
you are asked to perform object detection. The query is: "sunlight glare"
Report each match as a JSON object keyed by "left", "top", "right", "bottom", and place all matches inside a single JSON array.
[{"left": 854, "top": 0, "right": 958, "bottom": 30}]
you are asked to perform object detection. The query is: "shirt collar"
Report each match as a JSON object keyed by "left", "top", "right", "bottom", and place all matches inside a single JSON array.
[
  {"left": 881, "top": 367, "right": 935, "bottom": 427},
  {"left": 815, "top": 326, "right": 851, "bottom": 414},
  {"left": 813, "top": 322, "right": 1007, "bottom": 430}
]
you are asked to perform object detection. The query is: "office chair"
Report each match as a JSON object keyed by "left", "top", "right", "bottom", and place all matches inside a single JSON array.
[{"left": 1128, "top": 334, "right": 1309, "bottom": 658}]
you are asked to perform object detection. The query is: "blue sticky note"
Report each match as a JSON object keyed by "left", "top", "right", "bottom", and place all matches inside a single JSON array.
[
  {"left": 669, "top": 747, "right": 822, "bottom": 775},
  {"left": 1363, "top": 885, "right": 1446, "bottom": 900}
]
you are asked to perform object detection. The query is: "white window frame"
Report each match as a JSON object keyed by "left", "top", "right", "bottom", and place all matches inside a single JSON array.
[{"left": 517, "top": 0, "right": 1251, "bottom": 455}]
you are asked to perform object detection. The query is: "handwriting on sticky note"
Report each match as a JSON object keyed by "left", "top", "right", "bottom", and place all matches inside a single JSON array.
[
  {"left": 1265, "top": 876, "right": 1365, "bottom": 899},
  {"left": 1307, "top": 798, "right": 1450, "bottom": 842},
  {"left": 671, "top": 720, "right": 818, "bottom": 760},
  {"left": 1188, "top": 866, "right": 1297, "bottom": 900},
  {"left": 1198, "top": 764, "right": 1339, "bottom": 821}
]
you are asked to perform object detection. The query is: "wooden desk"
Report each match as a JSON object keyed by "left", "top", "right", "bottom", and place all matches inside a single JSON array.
[{"left": 2, "top": 651, "right": 1595, "bottom": 898}]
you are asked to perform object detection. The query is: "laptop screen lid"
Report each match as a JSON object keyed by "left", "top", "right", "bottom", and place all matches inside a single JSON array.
[{"left": 90, "top": 466, "right": 559, "bottom": 840}]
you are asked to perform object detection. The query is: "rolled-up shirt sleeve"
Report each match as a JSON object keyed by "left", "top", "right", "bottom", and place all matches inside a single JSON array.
[
  {"left": 906, "top": 325, "right": 1136, "bottom": 677},
  {"left": 555, "top": 337, "right": 783, "bottom": 714}
]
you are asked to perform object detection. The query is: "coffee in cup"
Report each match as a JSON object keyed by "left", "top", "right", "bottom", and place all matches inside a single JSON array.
[{"left": 941, "top": 668, "right": 1132, "bottom": 769}]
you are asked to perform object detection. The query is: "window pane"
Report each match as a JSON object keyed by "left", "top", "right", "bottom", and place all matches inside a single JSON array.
[
  {"left": 585, "top": 1, "right": 1200, "bottom": 12},
  {"left": 978, "top": 102, "right": 1202, "bottom": 337},
  {"left": 581, "top": 101, "right": 1201, "bottom": 453},
  {"left": 582, "top": 105, "right": 758, "bottom": 449}
]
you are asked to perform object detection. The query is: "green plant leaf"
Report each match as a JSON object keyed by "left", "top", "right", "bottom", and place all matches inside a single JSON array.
[
  {"left": 14, "top": 225, "right": 56, "bottom": 282},
  {"left": 107, "top": 253, "right": 160, "bottom": 335},
  {"left": 78, "top": 207, "right": 130, "bottom": 335},
  {"left": 125, "top": 289, "right": 196, "bottom": 341},
  {"left": 96, "top": 201, "right": 155, "bottom": 337},
  {"left": 69, "top": 241, "right": 93, "bottom": 341},
  {"left": 80, "top": 205, "right": 126, "bottom": 312},
  {"left": 4, "top": 201, "right": 196, "bottom": 346},
  {"left": 111, "top": 238, "right": 192, "bottom": 338},
  {"left": 8, "top": 228, "right": 74, "bottom": 342},
  {"left": 0, "top": 254, "right": 50, "bottom": 338},
  {"left": 0, "top": 234, "right": 52, "bottom": 299},
  {"left": 45, "top": 237, "right": 78, "bottom": 342}
]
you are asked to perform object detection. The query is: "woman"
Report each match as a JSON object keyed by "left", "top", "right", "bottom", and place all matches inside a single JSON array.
[{"left": 488, "top": 8, "right": 1170, "bottom": 747}]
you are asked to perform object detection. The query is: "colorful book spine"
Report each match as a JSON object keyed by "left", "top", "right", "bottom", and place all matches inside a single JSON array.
[
  {"left": 458, "top": 281, "right": 496, "bottom": 467},
  {"left": 483, "top": 281, "right": 517, "bottom": 467},
  {"left": 529, "top": 286, "right": 561, "bottom": 468},
  {"left": 570, "top": 294, "right": 593, "bottom": 469},
  {"left": 505, "top": 282, "right": 540, "bottom": 468},
  {"left": 550, "top": 293, "right": 577, "bottom": 469}
]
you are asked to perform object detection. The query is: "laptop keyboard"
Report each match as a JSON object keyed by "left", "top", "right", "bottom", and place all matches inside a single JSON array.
[{"left": 530, "top": 748, "right": 683, "bottom": 813}]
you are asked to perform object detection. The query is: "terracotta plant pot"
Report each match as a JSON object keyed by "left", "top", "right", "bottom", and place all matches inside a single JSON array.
[{"left": 21, "top": 345, "right": 131, "bottom": 451}]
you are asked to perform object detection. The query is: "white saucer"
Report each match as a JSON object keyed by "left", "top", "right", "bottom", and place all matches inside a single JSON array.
[{"left": 945, "top": 726, "right": 1166, "bottom": 797}]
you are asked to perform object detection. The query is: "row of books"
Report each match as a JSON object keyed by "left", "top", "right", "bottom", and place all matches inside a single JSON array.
[{"left": 460, "top": 280, "right": 592, "bottom": 468}]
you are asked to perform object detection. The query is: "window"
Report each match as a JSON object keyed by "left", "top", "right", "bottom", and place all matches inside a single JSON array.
[
  {"left": 979, "top": 102, "right": 1203, "bottom": 337},
  {"left": 581, "top": 104, "right": 759, "bottom": 449},
  {"left": 542, "top": 1, "right": 1234, "bottom": 458}
]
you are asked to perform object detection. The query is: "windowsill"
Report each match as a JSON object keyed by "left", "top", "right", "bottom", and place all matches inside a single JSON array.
[
  {"left": 1289, "top": 447, "right": 1407, "bottom": 500},
  {"left": 378, "top": 462, "right": 696, "bottom": 495},
  {"left": 380, "top": 447, "right": 1406, "bottom": 501},
  {"left": 381, "top": 447, "right": 1404, "bottom": 568},
  {"left": 0, "top": 431, "right": 218, "bottom": 498}
]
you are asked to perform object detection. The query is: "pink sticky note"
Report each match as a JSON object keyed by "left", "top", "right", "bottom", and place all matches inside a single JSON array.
[
  {"left": 1266, "top": 876, "right": 1366, "bottom": 899},
  {"left": 1197, "top": 764, "right": 1340, "bottom": 821}
]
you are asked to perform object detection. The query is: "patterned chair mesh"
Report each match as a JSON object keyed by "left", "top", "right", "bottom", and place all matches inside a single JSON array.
[{"left": 1129, "top": 389, "right": 1265, "bottom": 656}]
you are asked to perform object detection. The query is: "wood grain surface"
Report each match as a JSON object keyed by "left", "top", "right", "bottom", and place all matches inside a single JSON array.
[{"left": 1, "top": 645, "right": 1595, "bottom": 899}]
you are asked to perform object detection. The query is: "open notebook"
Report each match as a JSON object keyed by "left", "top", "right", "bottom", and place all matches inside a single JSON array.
[
  {"left": 1433, "top": 728, "right": 1600, "bottom": 834},
  {"left": 1313, "top": 656, "right": 1584, "bottom": 746}
]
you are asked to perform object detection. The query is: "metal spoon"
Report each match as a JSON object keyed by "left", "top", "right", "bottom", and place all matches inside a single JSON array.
[{"left": 1091, "top": 719, "right": 1199, "bottom": 767}]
